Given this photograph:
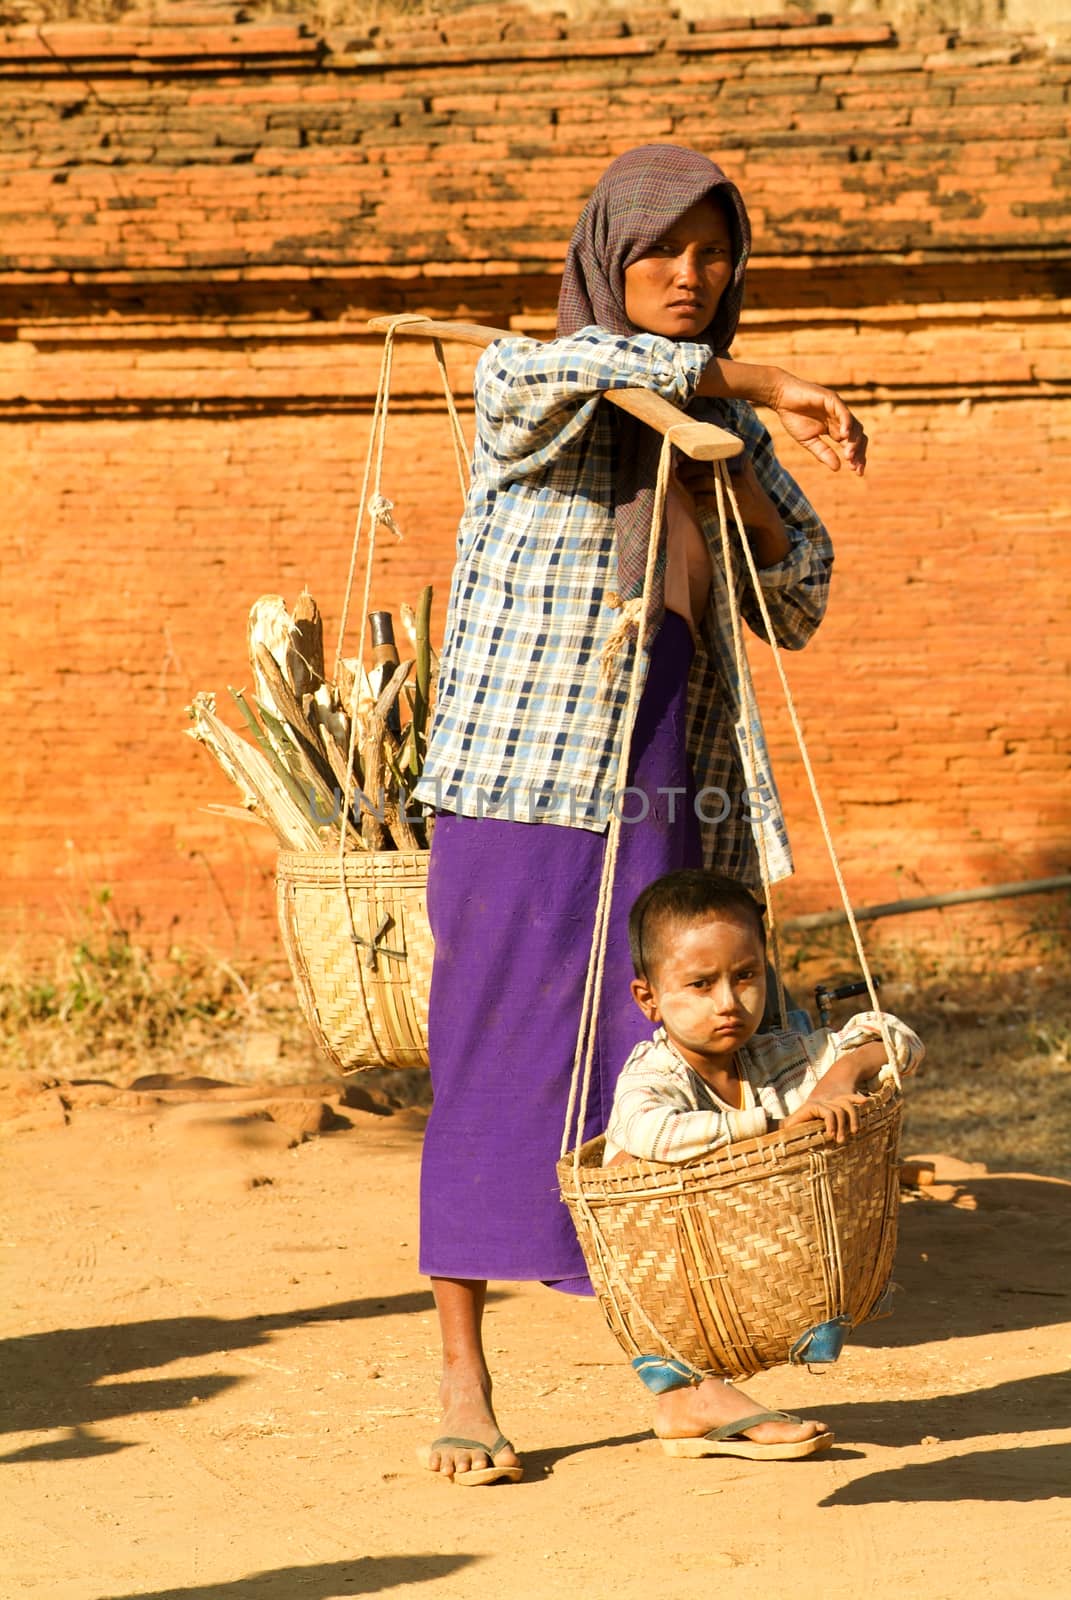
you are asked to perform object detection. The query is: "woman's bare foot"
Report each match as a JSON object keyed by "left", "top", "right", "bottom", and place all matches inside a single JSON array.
[
  {"left": 653, "top": 1377, "right": 829, "bottom": 1447},
  {"left": 420, "top": 1372, "right": 521, "bottom": 1479},
  {"left": 421, "top": 1276, "right": 522, "bottom": 1482}
]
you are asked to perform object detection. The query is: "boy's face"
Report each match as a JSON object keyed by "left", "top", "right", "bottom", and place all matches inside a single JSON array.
[{"left": 631, "top": 913, "right": 766, "bottom": 1079}]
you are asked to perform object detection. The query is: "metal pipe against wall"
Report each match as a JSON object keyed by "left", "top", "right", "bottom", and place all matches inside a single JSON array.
[{"left": 784, "top": 875, "right": 1071, "bottom": 933}]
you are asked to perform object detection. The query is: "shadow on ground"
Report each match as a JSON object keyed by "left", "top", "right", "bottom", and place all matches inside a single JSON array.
[
  {"left": 0, "top": 1291, "right": 438, "bottom": 1440},
  {"left": 820, "top": 1441, "right": 1071, "bottom": 1506},
  {"left": 811, "top": 1370, "right": 1071, "bottom": 1450},
  {"left": 519, "top": 1428, "right": 652, "bottom": 1477},
  {"left": 853, "top": 1175, "right": 1070, "bottom": 1351},
  {"left": 96, "top": 1553, "right": 479, "bottom": 1600}
]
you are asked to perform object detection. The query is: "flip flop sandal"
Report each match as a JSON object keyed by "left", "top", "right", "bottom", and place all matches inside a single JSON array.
[
  {"left": 421, "top": 1433, "right": 524, "bottom": 1486},
  {"left": 660, "top": 1410, "right": 834, "bottom": 1461}
]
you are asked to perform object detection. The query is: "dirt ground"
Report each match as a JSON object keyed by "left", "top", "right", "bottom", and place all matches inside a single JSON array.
[{"left": 2, "top": 1073, "right": 1069, "bottom": 1600}]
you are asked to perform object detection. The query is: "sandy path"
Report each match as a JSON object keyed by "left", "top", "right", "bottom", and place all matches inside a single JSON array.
[{"left": 1, "top": 1097, "right": 1069, "bottom": 1600}]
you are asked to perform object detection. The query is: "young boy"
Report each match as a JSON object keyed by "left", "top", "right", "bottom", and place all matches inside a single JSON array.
[
  {"left": 604, "top": 869, "right": 923, "bottom": 1168},
  {"left": 601, "top": 869, "right": 924, "bottom": 1462}
]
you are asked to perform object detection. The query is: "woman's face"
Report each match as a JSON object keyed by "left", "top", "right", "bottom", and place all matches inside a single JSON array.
[{"left": 623, "top": 195, "right": 734, "bottom": 341}]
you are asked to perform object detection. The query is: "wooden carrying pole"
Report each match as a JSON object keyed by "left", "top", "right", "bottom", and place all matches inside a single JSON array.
[{"left": 366, "top": 316, "right": 744, "bottom": 464}]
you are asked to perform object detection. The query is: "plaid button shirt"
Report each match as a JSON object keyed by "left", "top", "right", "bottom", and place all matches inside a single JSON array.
[{"left": 414, "top": 327, "right": 833, "bottom": 885}]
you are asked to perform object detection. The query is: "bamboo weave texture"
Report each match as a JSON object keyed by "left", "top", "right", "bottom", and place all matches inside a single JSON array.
[
  {"left": 276, "top": 848, "right": 432, "bottom": 1071},
  {"left": 559, "top": 1088, "right": 902, "bottom": 1379}
]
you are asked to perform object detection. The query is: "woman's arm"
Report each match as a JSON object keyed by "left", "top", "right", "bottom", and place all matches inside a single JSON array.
[
  {"left": 677, "top": 454, "right": 791, "bottom": 569},
  {"left": 697, "top": 359, "right": 868, "bottom": 476},
  {"left": 711, "top": 409, "right": 834, "bottom": 651},
  {"left": 477, "top": 327, "right": 710, "bottom": 478},
  {"left": 690, "top": 353, "right": 869, "bottom": 646},
  {"left": 477, "top": 330, "right": 866, "bottom": 486}
]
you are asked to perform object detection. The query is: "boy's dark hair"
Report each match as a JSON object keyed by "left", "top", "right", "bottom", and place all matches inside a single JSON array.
[{"left": 629, "top": 869, "right": 766, "bottom": 981}]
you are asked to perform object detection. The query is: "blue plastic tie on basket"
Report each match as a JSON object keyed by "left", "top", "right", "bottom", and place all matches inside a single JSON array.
[
  {"left": 789, "top": 1315, "right": 853, "bottom": 1366},
  {"left": 630, "top": 1356, "right": 702, "bottom": 1394}
]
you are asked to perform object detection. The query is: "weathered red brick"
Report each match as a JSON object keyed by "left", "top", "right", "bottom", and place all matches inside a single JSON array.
[{"left": 1, "top": 12, "right": 1067, "bottom": 959}]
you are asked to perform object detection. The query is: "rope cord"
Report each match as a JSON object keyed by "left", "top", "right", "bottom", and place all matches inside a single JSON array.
[
  {"left": 335, "top": 333, "right": 385, "bottom": 683},
  {"left": 433, "top": 336, "right": 472, "bottom": 499},
  {"left": 559, "top": 434, "right": 795, "bottom": 1373},
  {"left": 710, "top": 469, "right": 788, "bottom": 1031},
  {"left": 713, "top": 464, "right": 900, "bottom": 1086},
  {"left": 568, "top": 449, "right": 902, "bottom": 1110},
  {"left": 354, "top": 332, "right": 400, "bottom": 707},
  {"left": 332, "top": 313, "right": 429, "bottom": 678},
  {"left": 560, "top": 427, "right": 683, "bottom": 1164},
  {"left": 328, "top": 314, "right": 466, "bottom": 1064}
]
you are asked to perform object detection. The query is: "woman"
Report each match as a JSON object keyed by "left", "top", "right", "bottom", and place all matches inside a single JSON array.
[{"left": 412, "top": 145, "right": 866, "bottom": 1483}]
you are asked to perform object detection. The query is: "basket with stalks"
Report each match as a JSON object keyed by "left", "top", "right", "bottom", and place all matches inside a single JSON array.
[{"left": 188, "top": 585, "right": 438, "bottom": 1071}]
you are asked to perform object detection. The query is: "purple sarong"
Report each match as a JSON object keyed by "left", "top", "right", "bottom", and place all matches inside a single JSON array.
[{"left": 419, "top": 612, "right": 701, "bottom": 1289}]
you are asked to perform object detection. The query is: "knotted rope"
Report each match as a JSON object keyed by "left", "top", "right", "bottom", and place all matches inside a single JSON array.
[
  {"left": 709, "top": 465, "right": 898, "bottom": 1077},
  {"left": 329, "top": 315, "right": 472, "bottom": 1063}
]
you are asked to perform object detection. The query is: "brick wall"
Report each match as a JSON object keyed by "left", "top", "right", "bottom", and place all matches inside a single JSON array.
[{"left": 3, "top": 7, "right": 1069, "bottom": 962}]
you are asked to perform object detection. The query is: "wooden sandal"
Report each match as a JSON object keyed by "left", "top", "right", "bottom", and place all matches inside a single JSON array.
[
  {"left": 660, "top": 1410, "right": 833, "bottom": 1461},
  {"left": 420, "top": 1433, "right": 524, "bottom": 1485}
]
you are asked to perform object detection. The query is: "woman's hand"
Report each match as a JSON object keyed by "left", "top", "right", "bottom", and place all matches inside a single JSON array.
[
  {"left": 675, "top": 456, "right": 791, "bottom": 568},
  {"left": 766, "top": 369, "right": 868, "bottom": 477},
  {"left": 782, "top": 1091, "right": 868, "bottom": 1143},
  {"left": 696, "top": 358, "right": 868, "bottom": 476}
]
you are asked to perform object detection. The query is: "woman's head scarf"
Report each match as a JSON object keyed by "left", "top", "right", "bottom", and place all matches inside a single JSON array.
[{"left": 557, "top": 144, "right": 751, "bottom": 607}]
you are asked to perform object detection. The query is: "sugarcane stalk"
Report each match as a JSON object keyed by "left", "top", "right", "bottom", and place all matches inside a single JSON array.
[
  {"left": 371, "top": 657, "right": 412, "bottom": 724},
  {"left": 256, "top": 698, "right": 340, "bottom": 842},
  {"left": 336, "top": 656, "right": 359, "bottom": 715},
  {"left": 255, "top": 645, "right": 340, "bottom": 798},
  {"left": 187, "top": 695, "right": 322, "bottom": 851},
  {"left": 194, "top": 588, "right": 436, "bottom": 857},
  {"left": 401, "top": 597, "right": 439, "bottom": 675},
  {"left": 408, "top": 584, "right": 433, "bottom": 784},
  {"left": 367, "top": 659, "right": 416, "bottom": 845},
  {"left": 316, "top": 724, "right": 368, "bottom": 844},
  {"left": 290, "top": 588, "right": 325, "bottom": 697},
  {"left": 256, "top": 696, "right": 360, "bottom": 849},
  {"left": 382, "top": 734, "right": 424, "bottom": 850},
  {"left": 188, "top": 692, "right": 258, "bottom": 810},
  {"left": 247, "top": 595, "right": 295, "bottom": 758},
  {"left": 229, "top": 687, "right": 315, "bottom": 820},
  {"left": 386, "top": 800, "right": 421, "bottom": 851},
  {"left": 358, "top": 710, "right": 388, "bottom": 850},
  {"left": 309, "top": 683, "right": 350, "bottom": 751}
]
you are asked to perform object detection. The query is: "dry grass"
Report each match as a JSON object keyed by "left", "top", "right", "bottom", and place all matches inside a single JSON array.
[
  {"left": 0, "top": 889, "right": 431, "bottom": 1104},
  {"left": 782, "top": 910, "right": 1071, "bottom": 1181},
  {"left": 4, "top": 889, "right": 1070, "bottom": 1175},
  {"left": 896, "top": 967, "right": 1071, "bottom": 1180},
  {"left": 0, "top": 891, "right": 305, "bottom": 1082}
]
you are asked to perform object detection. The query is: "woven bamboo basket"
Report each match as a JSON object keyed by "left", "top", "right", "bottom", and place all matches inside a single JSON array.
[
  {"left": 558, "top": 1085, "right": 902, "bottom": 1380},
  {"left": 276, "top": 848, "right": 432, "bottom": 1071}
]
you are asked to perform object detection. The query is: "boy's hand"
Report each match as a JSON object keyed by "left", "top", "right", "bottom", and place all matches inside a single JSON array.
[
  {"left": 766, "top": 371, "right": 868, "bottom": 477},
  {"left": 782, "top": 1092, "right": 868, "bottom": 1143}
]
